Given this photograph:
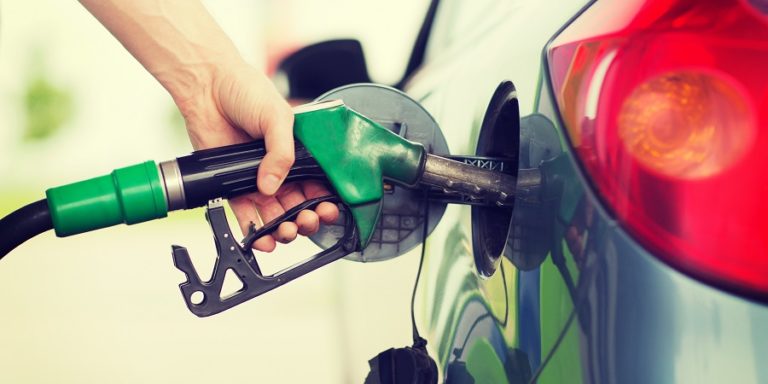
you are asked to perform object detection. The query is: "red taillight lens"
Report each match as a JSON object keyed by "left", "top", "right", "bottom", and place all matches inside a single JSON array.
[
  {"left": 618, "top": 70, "right": 754, "bottom": 179},
  {"left": 548, "top": 0, "right": 768, "bottom": 296}
]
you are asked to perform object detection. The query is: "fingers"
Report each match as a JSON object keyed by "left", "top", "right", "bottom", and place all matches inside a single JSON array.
[
  {"left": 315, "top": 202, "right": 340, "bottom": 224},
  {"left": 253, "top": 233, "right": 277, "bottom": 252},
  {"left": 302, "top": 181, "right": 340, "bottom": 224},
  {"left": 231, "top": 180, "right": 341, "bottom": 253},
  {"left": 259, "top": 181, "right": 333, "bottom": 241},
  {"left": 251, "top": 193, "right": 297, "bottom": 244},
  {"left": 229, "top": 196, "right": 259, "bottom": 235},
  {"left": 274, "top": 183, "right": 319, "bottom": 238},
  {"left": 229, "top": 195, "right": 276, "bottom": 252},
  {"left": 231, "top": 194, "right": 294, "bottom": 251},
  {"left": 295, "top": 210, "right": 320, "bottom": 236}
]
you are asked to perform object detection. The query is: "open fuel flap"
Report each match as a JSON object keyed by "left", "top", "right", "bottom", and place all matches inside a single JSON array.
[
  {"left": 309, "top": 84, "right": 450, "bottom": 262},
  {"left": 470, "top": 81, "right": 521, "bottom": 277}
]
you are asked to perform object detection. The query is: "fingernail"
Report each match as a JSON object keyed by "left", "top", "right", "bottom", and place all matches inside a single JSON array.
[{"left": 262, "top": 174, "right": 281, "bottom": 195}]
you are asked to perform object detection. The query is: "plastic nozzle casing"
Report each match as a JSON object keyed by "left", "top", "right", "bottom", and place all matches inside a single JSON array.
[
  {"left": 294, "top": 101, "right": 426, "bottom": 247},
  {"left": 45, "top": 161, "right": 168, "bottom": 237}
]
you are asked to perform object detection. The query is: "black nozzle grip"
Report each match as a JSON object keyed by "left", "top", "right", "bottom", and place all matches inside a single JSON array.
[{"left": 176, "top": 140, "right": 325, "bottom": 208}]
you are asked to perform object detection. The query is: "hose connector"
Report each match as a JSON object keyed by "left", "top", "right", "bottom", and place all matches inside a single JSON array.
[{"left": 45, "top": 161, "right": 168, "bottom": 237}]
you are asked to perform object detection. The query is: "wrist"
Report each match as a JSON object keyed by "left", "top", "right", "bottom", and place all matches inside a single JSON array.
[
  {"left": 163, "top": 54, "right": 241, "bottom": 114},
  {"left": 175, "top": 58, "right": 258, "bottom": 150}
]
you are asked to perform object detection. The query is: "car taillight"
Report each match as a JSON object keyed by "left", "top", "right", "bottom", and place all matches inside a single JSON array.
[{"left": 547, "top": 0, "right": 768, "bottom": 298}]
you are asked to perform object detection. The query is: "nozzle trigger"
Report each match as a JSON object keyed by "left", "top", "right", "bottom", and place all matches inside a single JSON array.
[{"left": 172, "top": 197, "right": 359, "bottom": 317}]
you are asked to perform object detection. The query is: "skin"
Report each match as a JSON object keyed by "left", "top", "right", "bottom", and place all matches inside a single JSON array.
[{"left": 79, "top": 0, "right": 339, "bottom": 251}]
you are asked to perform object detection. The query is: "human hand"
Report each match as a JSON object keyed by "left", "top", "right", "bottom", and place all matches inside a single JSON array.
[
  {"left": 79, "top": 0, "right": 339, "bottom": 251},
  {"left": 179, "top": 61, "right": 339, "bottom": 252}
]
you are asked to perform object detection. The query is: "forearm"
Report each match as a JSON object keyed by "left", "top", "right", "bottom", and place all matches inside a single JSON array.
[{"left": 79, "top": 0, "right": 244, "bottom": 110}]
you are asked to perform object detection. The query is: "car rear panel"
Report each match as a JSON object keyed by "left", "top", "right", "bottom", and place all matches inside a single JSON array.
[
  {"left": 406, "top": 1, "right": 589, "bottom": 381},
  {"left": 533, "top": 77, "right": 768, "bottom": 383},
  {"left": 406, "top": 0, "right": 768, "bottom": 382}
]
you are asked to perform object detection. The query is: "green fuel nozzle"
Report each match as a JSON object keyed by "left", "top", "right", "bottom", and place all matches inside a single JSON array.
[
  {"left": 44, "top": 99, "right": 431, "bottom": 248},
  {"left": 31, "top": 96, "right": 527, "bottom": 317}
]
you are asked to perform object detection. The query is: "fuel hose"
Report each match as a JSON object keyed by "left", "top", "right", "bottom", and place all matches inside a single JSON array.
[
  {"left": 0, "top": 199, "right": 53, "bottom": 259},
  {"left": 0, "top": 139, "right": 323, "bottom": 260}
]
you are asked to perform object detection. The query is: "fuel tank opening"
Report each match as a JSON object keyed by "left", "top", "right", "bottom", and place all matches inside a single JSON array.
[{"left": 472, "top": 81, "right": 520, "bottom": 278}]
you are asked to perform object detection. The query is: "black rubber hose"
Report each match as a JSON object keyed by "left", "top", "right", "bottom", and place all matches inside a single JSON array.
[{"left": 0, "top": 199, "right": 53, "bottom": 259}]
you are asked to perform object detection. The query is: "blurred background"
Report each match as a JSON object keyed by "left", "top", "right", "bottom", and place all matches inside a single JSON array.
[{"left": 0, "top": 0, "right": 430, "bottom": 382}]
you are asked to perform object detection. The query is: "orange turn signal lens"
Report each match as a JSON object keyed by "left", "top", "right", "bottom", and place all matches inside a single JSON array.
[{"left": 617, "top": 71, "right": 754, "bottom": 179}]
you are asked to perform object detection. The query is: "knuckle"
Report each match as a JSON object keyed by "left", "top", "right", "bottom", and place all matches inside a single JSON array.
[
  {"left": 265, "top": 103, "right": 294, "bottom": 128},
  {"left": 275, "top": 183, "right": 300, "bottom": 198}
]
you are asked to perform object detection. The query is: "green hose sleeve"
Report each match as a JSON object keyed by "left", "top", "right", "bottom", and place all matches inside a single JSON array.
[{"left": 45, "top": 161, "right": 168, "bottom": 237}]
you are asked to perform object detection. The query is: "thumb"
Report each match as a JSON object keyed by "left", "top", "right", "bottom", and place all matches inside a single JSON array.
[
  {"left": 214, "top": 64, "right": 296, "bottom": 196},
  {"left": 256, "top": 102, "right": 295, "bottom": 196}
]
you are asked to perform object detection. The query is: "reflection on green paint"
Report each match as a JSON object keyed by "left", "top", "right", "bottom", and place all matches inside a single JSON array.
[
  {"left": 539, "top": 254, "right": 572, "bottom": 356},
  {"left": 22, "top": 51, "right": 74, "bottom": 142},
  {"left": 498, "top": 260, "right": 519, "bottom": 347},
  {"left": 538, "top": 318, "right": 583, "bottom": 384},
  {"left": 429, "top": 223, "right": 469, "bottom": 329},
  {"left": 482, "top": 260, "right": 510, "bottom": 328},
  {"left": 537, "top": 156, "right": 585, "bottom": 383},
  {"left": 466, "top": 338, "right": 509, "bottom": 383},
  {"left": 529, "top": 68, "right": 586, "bottom": 383},
  {"left": 538, "top": 254, "right": 583, "bottom": 384},
  {"left": 563, "top": 238, "right": 581, "bottom": 282}
]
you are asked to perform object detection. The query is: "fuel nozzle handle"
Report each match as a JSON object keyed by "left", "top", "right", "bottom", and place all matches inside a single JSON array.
[
  {"left": 161, "top": 140, "right": 323, "bottom": 210},
  {"left": 44, "top": 99, "right": 410, "bottom": 241}
]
